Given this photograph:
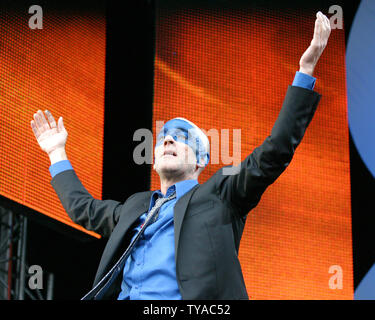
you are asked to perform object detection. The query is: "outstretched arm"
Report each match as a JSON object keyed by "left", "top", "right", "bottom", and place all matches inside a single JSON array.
[{"left": 31, "top": 110, "right": 122, "bottom": 237}]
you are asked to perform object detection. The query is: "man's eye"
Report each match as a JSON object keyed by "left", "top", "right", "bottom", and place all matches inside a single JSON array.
[{"left": 175, "top": 134, "right": 186, "bottom": 142}]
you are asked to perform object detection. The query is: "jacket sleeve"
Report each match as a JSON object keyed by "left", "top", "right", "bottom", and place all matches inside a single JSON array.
[
  {"left": 217, "top": 85, "right": 322, "bottom": 217},
  {"left": 50, "top": 169, "right": 124, "bottom": 238}
]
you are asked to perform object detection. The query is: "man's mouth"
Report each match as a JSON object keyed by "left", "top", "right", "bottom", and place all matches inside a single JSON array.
[{"left": 163, "top": 150, "right": 177, "bottom": 157}]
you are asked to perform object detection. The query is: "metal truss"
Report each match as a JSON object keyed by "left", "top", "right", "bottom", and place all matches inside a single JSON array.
[{"left": 0, "top": 206, "right": 54, "bottom": 300}]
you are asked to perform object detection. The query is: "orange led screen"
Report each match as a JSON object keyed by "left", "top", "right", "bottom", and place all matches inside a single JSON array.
[
  {"left": 0, "top": 10, "right": 105, "bottom": 238},
  {"left": 152, "top": 7, "right": 353, "bottom": 299}
]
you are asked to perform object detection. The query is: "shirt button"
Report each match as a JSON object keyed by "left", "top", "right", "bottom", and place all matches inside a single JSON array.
[{"left": 135, "top": 285, "right": 138, "bottom": 289}]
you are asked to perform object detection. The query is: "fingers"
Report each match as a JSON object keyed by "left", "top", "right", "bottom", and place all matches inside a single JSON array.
[
  {"left": 317, "top": 11, "right": 331, "bottom": 33},
  {"left": 313, "top": 11, "right": 331, "bottom": 46},
  {"left": 320, "top": 12, "right": 331, "bottom": 37},
  {"left": 45, "top": 110, "right": 57, "bottom": 130},
  {"left": 57, "top": 116, "right": 65, "bottom": 133},
  {"left": 39, "top": 110, "right": 50, "bottom": 131},
  {"left": 30, "top": 119, "right": 40, "bottom": 140},
  {"left": 317, "top": 12, "right": 325, "bottom": 34},
  {"left": 324, "top": 15, "right": 330, "bottom": 30},
  {"left": 33, "top": 110, "right": 49, "bottom": 135},
  {"left": 31, "top": 110, "right": 59, "bottom": 138},
  {"left": 33, "top": 111, "right": 43, "bottom": 131},
  {"left": 313, "top": 14, "right": 322, "bottom": 40}
]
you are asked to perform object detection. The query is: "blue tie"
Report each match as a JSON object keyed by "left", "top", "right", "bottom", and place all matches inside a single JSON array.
[{"left": 81, "top": 191, "right": 177, "bottom": 300}]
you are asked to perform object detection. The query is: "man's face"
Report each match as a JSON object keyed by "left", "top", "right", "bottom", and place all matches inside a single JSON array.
[
  {"left": 153, "top": 134, "right": 198, "bottom": 178},
  {"left": 153, "top": 118, "right": 209, "bottom": 179}
]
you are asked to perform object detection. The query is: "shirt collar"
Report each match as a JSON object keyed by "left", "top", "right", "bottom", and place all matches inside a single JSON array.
[
  {"left": 151, "top": 179, "right": 198, "bottom": 205},
  {"left": 173, "top": 179, "right": 199, "bottom": 200}
]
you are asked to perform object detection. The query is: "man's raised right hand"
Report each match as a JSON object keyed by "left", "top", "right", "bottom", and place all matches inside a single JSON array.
[{"left": 31, "top": 110, "right": 68, "bottom": 163}]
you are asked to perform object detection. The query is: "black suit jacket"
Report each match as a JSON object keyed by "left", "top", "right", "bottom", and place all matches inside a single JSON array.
[{"left": 51, "top": 86, "right": 321, "bottom": 299}]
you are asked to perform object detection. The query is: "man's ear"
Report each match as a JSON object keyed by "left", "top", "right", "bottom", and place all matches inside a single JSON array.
[{"left": 195, "top": 159, "right": 206, "bottom": 170}]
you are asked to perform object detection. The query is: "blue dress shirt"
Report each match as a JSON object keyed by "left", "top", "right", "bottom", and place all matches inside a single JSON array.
[
  {"left": 48, "top": 71, "right": 316, "bottom": 299},
  {"left": 117, "top": 179, "right": 198, "bottom": 300}
]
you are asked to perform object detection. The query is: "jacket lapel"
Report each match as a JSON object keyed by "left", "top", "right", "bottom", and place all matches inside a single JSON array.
[
  {"left": 173, "top": 184, "right": 200, "bottom": 266},
  {"left": 116, "top": 192, "right": 152, "bottom": 235},
  {"left": 98, "top": 192, "right": 152, "bottom": 277}
]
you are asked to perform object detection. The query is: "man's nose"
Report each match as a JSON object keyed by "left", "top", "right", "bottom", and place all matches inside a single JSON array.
[{"left": 163, "top": 135, "right": 175, "bottom": 146}]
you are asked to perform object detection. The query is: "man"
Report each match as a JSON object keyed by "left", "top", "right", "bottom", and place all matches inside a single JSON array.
[{"left": 30, "top": 12, "right": 331, "bottom": 299}]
